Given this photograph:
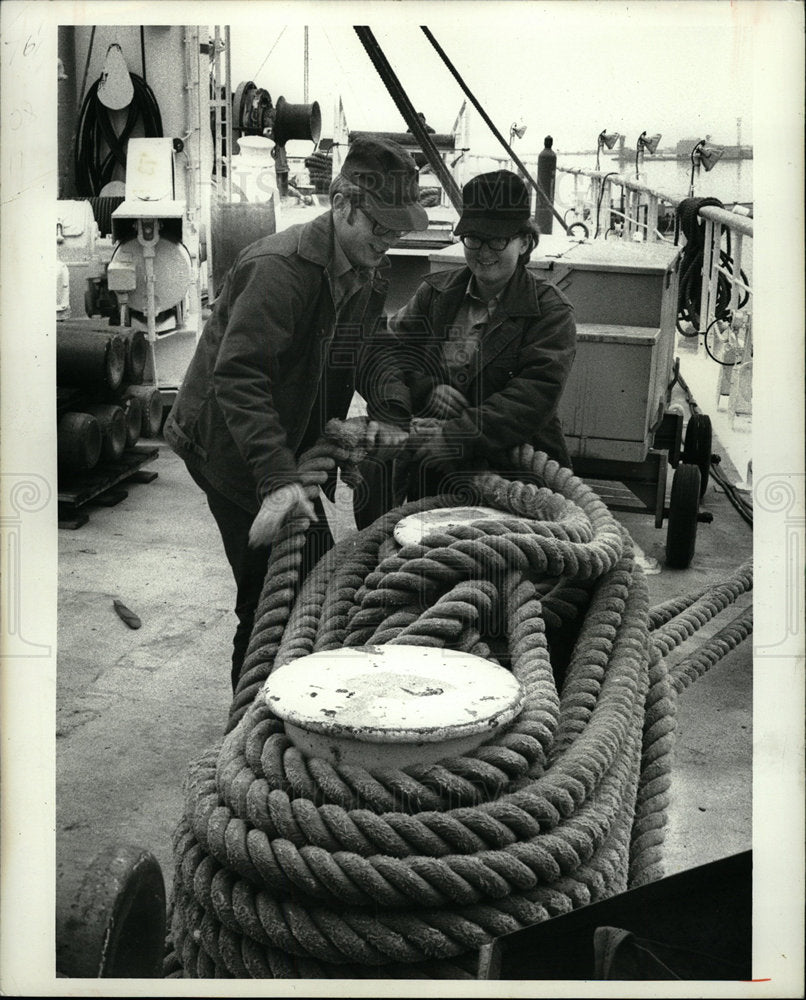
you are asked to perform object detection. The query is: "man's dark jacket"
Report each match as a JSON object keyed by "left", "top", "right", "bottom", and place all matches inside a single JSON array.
[
  {"left": 361, "top": 263, "right": 577, "bottom": 470},
  {"left": 164, "top": 211, "right": 388, "bottom": 513}
]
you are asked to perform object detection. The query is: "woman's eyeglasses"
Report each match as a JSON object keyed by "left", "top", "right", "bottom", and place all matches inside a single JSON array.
[
  {"left": 359, "top": 207, "right": 408, "bottom": 240},
  {"left": 459, "top": 234, "right": 515, "bottom": 252}
]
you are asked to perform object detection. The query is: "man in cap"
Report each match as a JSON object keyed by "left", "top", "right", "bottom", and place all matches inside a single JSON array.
[
  {"left": 357, "top": 168, "right": 576, "bottom": 523},
  {"left": 165, "top": 136, "right": 428, "bottom": 691}
]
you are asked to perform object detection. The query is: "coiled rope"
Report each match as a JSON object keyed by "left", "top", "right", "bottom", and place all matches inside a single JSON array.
[
  {"left": 165, "top": 419, "right": 752, "bottom": 979},
  {"left": 74, "top": 72, "right": 163, "bottom": 197}
]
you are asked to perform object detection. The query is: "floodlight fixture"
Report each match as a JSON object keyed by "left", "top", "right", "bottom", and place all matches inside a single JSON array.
[
  {"left": 509, "top": 122, "right": 527, "bottom": 144},
  {"left": 689, "top": 137, "right": 725, "bottom": 195},
  {"left": 596, "top": 129, "right": 621, "bottom": 169},
  {"left": 635, "top": 130, "right": 662, "bottom": 177}
]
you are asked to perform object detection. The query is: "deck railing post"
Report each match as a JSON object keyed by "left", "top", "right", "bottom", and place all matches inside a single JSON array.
[{"left": 647, "top": 194, "right": 659, "bottom": 242}]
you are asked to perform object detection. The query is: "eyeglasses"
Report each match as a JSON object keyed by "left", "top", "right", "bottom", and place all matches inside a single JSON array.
[
  {"left": 359, "top": 207, "right": 408, "bottom": 240},
  {"left": 460, "top": 234, "right": 516, "bottom": 252}
]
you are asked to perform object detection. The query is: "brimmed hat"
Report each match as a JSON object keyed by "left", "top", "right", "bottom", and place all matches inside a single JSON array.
[
  {"left": 340, "top": 136, "right": 429, "bottom": 232},
  {"left": 454, "top": 170, "right": 532, "bottom": 238}
]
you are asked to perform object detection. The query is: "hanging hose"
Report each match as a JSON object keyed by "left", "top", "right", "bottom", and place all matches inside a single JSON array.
[
  {"left": 163, "top": 418, "right": 753, "bottom": 979},
  {"left": 594, "top": 172, "right": 619, "bottom": 239},
  {"left": 74, "top": 72, "right": 163, "bottom": 196},
  {"left": 676, "top": 198, "right": 749, "bottom": 336}
]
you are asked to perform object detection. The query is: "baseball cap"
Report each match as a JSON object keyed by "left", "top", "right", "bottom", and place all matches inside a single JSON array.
[
  {"left": 340, "top": 136, "right": 429, "bottom": 232},
  {"left": 454, "top": 170, "right": 532, "bottom": 238}
]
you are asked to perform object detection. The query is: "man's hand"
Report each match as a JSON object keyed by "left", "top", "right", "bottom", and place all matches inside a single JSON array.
[
  {"left": 248, "top": 483, "right": 315, "bottom": 548},
  {"left": 424, "top": 383, "right": 468, "bottom": 419},
  {"left": 366, "top": 419, "right": 410, "bottom": 457}
]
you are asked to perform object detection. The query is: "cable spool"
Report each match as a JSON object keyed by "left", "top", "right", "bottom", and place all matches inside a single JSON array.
[
  {"left": 122, "top": 385, "right": 165, "bottom": 438},
  {"left": 58, "top": 411, "right": 103, "bottom": 472},
  {"left": 80, "top": 403, "right": 128, "bottom": 462},
  {"left": 57, "top": 326, "right": 127, "bottom": 393},
  {"left": 121, "top": 329, "right": 147, "bottom": 384},
  {"left": 121, "top": 395, "right": 142, "bottom": 449},
  {"left": 210, "top": 199, "right": 277, "bottom": 301}
]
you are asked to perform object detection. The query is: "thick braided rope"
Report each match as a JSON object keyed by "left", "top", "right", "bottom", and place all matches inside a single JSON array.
[
  {"left": 170, "top": 448, "right": 656, "bottom": 976},
  {"left": 629, "top": 564, "right": 753, "bottom": 886},
  {"left": 651, "top": 560, "right": 753, "bottom": 659},
  {"left": 170, "top": 639, "right": 647, "bottom": 976},
  {"left": 228, "top": 445, "right": 339, "bottom": 727},
  {"left": 169, "top": 435, "right": 753, "bottom": 977},
  {"left": 669, "top": 605, "right": 754, "bottom": 695}
]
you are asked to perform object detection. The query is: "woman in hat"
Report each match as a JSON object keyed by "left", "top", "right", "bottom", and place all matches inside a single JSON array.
[{"left": 356, "top": 169, "right": 577, "bottom": 525}]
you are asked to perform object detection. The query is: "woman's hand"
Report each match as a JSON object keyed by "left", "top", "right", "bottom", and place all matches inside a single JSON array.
[
  {"left": 424, "top": 383, "right": 468, "bottom": 419},
  {"left": 408, "top": 418, "right": 460, "bottom": 469},
  {"left": 366, "top": 419, "right": 410, "bottom": 457}
]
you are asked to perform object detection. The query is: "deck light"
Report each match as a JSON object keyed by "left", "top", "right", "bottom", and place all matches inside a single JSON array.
[
  {"left": 689, "top": 138, "right": 725, "bottom": 195},
  {"left": 635, "top": 130, "right": 662, "bottom": 177},
  {"left": 596, "top": 129, "right": 621, "bottom": 170},
  {"left": 509, "top": 121, "right": 527, "bottom": 144}
]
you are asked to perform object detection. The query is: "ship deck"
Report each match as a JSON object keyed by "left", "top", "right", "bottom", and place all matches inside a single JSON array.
[{"left": 54, "top": 332, "right": 754, "bottom": 979}]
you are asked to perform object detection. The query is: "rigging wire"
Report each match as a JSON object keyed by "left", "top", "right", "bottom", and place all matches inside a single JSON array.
[
  {"left": 322, "top": 29, "right": 370, "bottom": 129},
  {"left": 251, "top": 26, "right": 288, "bottom": 82},
  {"left": 140, "top": 26, "right": 146, "bottom": 84},
  {"left": 354, "top": 26, "right": 463, "bottom": 210},
  {"left": 420, "top": 26, "right": 568, "bottom": 234}
]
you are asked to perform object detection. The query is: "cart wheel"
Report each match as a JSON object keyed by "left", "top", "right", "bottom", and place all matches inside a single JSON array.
[
  {"left": 683, "top": 413, "right": 713, "bottom": 498},
  {"left": 56, "top": 843, "right": 166, "bottom": 978},
  {"left": 665, "top": 464, "right": 701, "bottom": 568}
]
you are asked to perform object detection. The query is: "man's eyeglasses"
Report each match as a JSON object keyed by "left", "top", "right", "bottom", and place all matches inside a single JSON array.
[
  {"left": 459, "top": 234, "right": 516, "bottom": 252},
  {"left": 359, "top": 206, "right": 408, "bottom": 240}
]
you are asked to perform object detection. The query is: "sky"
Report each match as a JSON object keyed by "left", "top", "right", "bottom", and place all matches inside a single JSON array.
[{"left": 226, "top": 2, "right": 756, "bottom": 158}]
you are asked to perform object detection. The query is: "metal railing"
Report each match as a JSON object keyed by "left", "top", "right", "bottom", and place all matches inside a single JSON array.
[
  {"left": 556, "top": 165, "right": 753, "bottom": 425},
  {"left": 557, "top": 166, "right": 684, "bottom": 242}
]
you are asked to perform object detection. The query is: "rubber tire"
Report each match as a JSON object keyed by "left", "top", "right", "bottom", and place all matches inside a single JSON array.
[
  {"left": 683, "top": 413, "right": 713, "bottom": 498},
  {"left": 666, "top": 464, "right": 701, "bottom": 569},
  {"left": 56, "top": 844, "right": 166, "bottom": 978}
]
